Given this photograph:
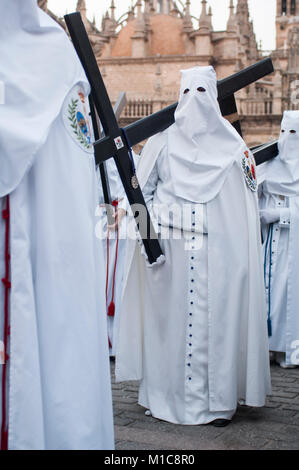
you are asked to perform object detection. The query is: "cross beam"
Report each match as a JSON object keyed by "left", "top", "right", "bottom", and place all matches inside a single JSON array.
[
  {"left": 252, "top": 141, "right": 278, "bottom": 166},
  {"left": 65, "top": 12, "right": 163, "bottom": 264},
  {"left": 89, "top": 95, "right": 112, "bottom": 225},
  {"left": 90, "top": 92, "right": 128, "bottom": 225},
  {"left": 93, "top": 58, "right": 274, "bottom": 163},
  {"left": 219, "top": 95, "right": 242, "bottom": 136},
  {"left": 65, "top": 11, "right": 274, "bottom": 263}
]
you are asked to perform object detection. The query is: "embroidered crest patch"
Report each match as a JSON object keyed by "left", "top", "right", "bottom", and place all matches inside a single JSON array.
[
  {"left": 242, "top": 150, "right": 257, "bottom": 192},
  {"left": 63, "top": 86, "right": 93, "bottom": 153}
]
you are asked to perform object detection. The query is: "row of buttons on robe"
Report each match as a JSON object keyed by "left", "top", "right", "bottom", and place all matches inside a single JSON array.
[
  {"left": 186, "top": 209, "right": 198, "bottom": 382},
  {"left": 273, "top": 197, "right": 288, "bottom": 261},
  {"left": 278, "top": 197, "right": 291, "bottom": 227}
]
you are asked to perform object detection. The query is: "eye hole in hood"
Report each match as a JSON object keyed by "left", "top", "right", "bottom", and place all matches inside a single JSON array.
[
  {"left": 197, "top": 87, "right": 206, "bottom": 92},
  {"left": 183, "top": 88, "right": 190, "bottom": 94}
]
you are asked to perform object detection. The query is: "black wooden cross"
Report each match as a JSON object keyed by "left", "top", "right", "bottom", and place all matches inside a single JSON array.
[
  {"left": 65, "top": 12, "right": 163, "bottom": 264},
  {"left": 89, "top": 95, "right": 113, "bottom": 224},
  {"left": 89, "top": 92, "right": 127, "bottom": 225},
  {"left": 252, "top": 141, "right": 278, "bottom": 166},
  {"left": 91, "top": 58, "right": 275, "bottom": 164},
  {"left": 65, "top": 12, "right": 275, "bottom": 264}
]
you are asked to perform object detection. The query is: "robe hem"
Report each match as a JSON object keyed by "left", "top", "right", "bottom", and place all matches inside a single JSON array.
[{"left": 138, "top": 401, "right": 235, "bottom": 426}]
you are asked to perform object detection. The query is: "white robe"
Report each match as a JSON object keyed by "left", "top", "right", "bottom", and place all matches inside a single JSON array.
[
  {"left": 259, "top": 187, "right": 299, "bottom": 365},
  {"left": 257, "top": 110, "right": 299, "bottom": 367},
  {"left": 115, "top": 131, "right": 271, "bottom": 425},
  {"left": 0, "top": 85, "right": 114, "bottom": 450},
  {"left": 0, "top": 2, "right": 114, "bottom": 449}
]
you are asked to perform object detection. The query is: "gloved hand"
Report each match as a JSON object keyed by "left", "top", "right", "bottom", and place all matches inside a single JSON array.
[
  {"left": 259, "top": 208, "right": 281, "bottom": 225},
  {"left": 137, "top": 232, "right": 166, "bottom": 268}
]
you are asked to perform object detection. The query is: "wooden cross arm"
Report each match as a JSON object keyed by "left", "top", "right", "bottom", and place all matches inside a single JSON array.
[
  {"left": 218, "top": 58, "right": 274, "bottom": 101},
  {"left": 94, "top": 57, "right": 274, "bottom": 163},
  {"left": 65, "top": 12, "right": 164, "bottom": 264},
  {"left": 252, "top": 141, "right": 278, "bottom": 166},
  {"left": 65, "top": 12, "right": 120, "bottom": 137}
]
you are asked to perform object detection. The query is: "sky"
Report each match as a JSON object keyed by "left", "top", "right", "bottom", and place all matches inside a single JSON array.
[{"left": 48, "top": 0, "right": 277, "bottom": 51}]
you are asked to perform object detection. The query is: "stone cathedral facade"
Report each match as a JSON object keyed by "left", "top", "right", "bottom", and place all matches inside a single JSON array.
[{"left": 39, "top": 0, "right": 299, "bottom": 147}]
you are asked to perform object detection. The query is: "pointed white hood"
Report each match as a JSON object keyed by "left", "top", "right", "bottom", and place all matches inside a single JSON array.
[
  {"left": 167, "top": 66, "right": 247, "bottom": 203},
  {"left": 0, "top": 0, "right": 89, "bottom": 197},
  {"left": 262, "top": 111, "right": 299, "bottom": 197}
]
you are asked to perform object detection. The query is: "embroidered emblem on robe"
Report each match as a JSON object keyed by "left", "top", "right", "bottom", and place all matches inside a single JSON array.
[
  {"left": 242, "top": 150, "right": 257, "bottom": 192},
  {"left": 63, "top": 85, "right": 93, "bottom": 153}
]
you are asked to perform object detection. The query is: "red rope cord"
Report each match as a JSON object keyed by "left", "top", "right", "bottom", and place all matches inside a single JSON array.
[
  {"left": 106, "top": 201, "right": 120, "bottom": 351},
  {"left": 105, "top": 228, "right": 110, "bottom": 305},
  {"left": 110, "top": 216, "right": 119, "bottom": 307},
  {"left": 104, "top": 207, "right": 113, "bottom": 349},
  {"left": 108, "top": 200, "right": 119, "bottom": 310},
  {"left": 1, "top": 196, "right": 10, "bottom": 451}
]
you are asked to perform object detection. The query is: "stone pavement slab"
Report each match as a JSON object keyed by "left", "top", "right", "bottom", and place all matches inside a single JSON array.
[{"left": 110, "top": 361, "right": 299, "bottom": 451}]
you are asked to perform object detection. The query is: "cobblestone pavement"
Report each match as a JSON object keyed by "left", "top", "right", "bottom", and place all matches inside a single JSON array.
[{"left": 111, "top": 360, "right": 299, "bottom": 450}]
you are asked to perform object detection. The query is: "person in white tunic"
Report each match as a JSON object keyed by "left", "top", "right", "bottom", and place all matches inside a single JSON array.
[
  {"left": 115, "top": 66, "right": 271, "bottom": 426},
  {"left": 97, "top": 154, "right": 139, "bottom": 356},
  {"left": 258, "top": 111, "right": 299, "bottom": 369},
  {"left": 0, "top": 0, "right": 114, "bottom": 450}
]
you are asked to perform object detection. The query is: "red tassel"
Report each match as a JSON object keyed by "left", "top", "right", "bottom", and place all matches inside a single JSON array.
[
  {"left": 2, "top": 210, "right": 9, "bottom": 220},
  {"left": 107, "top": 301, "right": 115, "bottom": 317},
  {"left": 1, "top": 279, "right": 11, "bottom": 289},
  {"left": 1, "top": 429, "right": 8, "bottom": 451}
]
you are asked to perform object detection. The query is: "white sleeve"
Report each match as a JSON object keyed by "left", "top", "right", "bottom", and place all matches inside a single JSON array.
[
  {"left": 142, "top": 159, "right": 159, "bottom": 209},
  {"left": 278, "top": 208, "right": 291, "bottom": 229},
  {"left": 259, "top": 208, "right": 281, "bottom": 225}
]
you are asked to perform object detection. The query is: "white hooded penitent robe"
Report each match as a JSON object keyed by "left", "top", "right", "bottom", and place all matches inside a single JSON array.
[
  {"left": 258, "top": 110, "right": 299, "bottom": 366},
  {"left": 115, "top": 66, "right": 271, "bottom": 425},
  {"left": 0, "top": 0, "right": 114, "bottom": 450}
]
